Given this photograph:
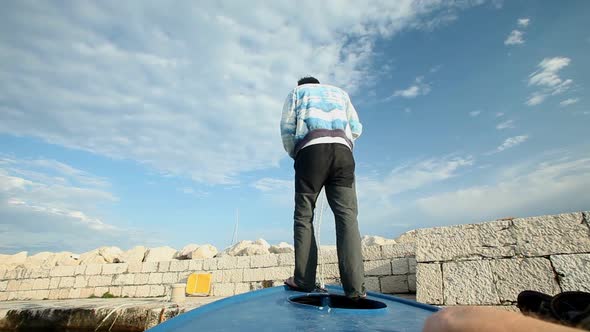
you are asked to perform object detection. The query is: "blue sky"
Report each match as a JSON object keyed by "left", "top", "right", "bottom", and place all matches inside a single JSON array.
[{"left": 1, "top": 1, "right": 588, "bottom": 254}]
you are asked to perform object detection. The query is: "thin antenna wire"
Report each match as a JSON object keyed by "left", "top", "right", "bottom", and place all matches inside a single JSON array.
[{"left": 231, "top": 208, "right": 239, "bottom": 246}]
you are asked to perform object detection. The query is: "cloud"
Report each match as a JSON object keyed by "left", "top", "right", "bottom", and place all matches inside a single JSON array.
[
  {"left": 252, "top": 178, "right": 293, "bottom": 192},
  {"left": 505, "top": 30, "right": 525, "bottom": 45},
  {"left": 560, "top": 98, "right": 579, "bottom": 107},
  {"left": 0, "top": 1, "right": 480, "bottom": 185},
  {"left": 496, "top": 135, "right": 528, "bottom": 152},
  {"left": 526, "top": 57, "right": 573, "bottom": 106},
  {"left": 469, "top": 110, "right": 482, "bottom": 117},
  {"left": 0, "top": 157, "right": 146, "bottom": 253},
  {"left": 416, "top": 155, "right": 590, "bottom": 222},
  {"left": 496, "top": 119, "right": 515, "bottom": 130},
  {"left": 517, "top": 18, "right": 530, "bottom": 27},
  {"left": 393, "top": 76, "right": 431, "bottom": 98},
  {"left": 496, "top": 112, "right": 505, "bottom": 117}
]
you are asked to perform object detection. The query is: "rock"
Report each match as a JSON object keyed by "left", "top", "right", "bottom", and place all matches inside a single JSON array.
[
  {"left": 79, "top": 249, "right": 108, "bottom": 265},
  {"left": 254, "top": 238, "right": 270, "bottom": 249},
  {"left": 119, "top": 246, "right": 147, "bottom": 263},
  {"left": 189, "top": 244, "right": 218, "bottom": 259},
  {"left": 361, "top": 235, "right": 396, "bottom": 246},
  {"left": 269, "top": 242, "right": 294, "bottom": 254},
  {"left": 236, "top": 245, "right": 270, "bottom": 256},
  {"left": 53, "top": 252, "right": 79, "bottom": 266},
  {"left": 143, "top": 246, "right": 177, "bottom": 262},
  {"left": 395, "top": 230, "right": 417, "bottom": 244},
  {"left": 98, "top": 246, "right": 123, "bottom": 263},
  {"left": 177, "top": 244, "right": 200, "bottom": 259},
  {"left": 219, "top": 240, "right": 254, "bottom": 257},
  {"left": 25, "top": 252, "right": 54, "bottom": 268},
  {"left": 0, "top": 251, "right": 27, "bottom": 267}
]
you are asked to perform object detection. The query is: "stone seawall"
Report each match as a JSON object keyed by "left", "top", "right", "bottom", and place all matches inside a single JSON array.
[
  {"left": 416, "top": 212, "right": 590, "bottom": 307},
  {"left": 0, "top": 244, "right": 416, "bottom": 301},
  {"left": 1, "top": 211, "right": 588, "bottom": 306}
]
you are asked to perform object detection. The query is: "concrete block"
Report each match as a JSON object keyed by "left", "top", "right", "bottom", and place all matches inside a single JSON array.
[
  {"left": 392, "top": 258, "right": 410, "bottom": 275},
  {"left": 243, "top": 268, "right": 265, "bottom": 282},
  {"left": 18, "top": 279, "right": 33, "bottom": 291},
  {"left": 0, "top": 267, "right": 6, "bottom": 280},
  {"left": 211, "top": 271, "right": 223, "bottom": 283},
  {"left": 85, "top": 264, "right": 103, "bottom": 275},
  {"left": 50, "top": 265, "right": 76, "bottom": 277},
  {"left": 264, "top": 267, "right": 291, "bottom": 281},
  {"left": 189, "top": 259, "right": 203, "bottom": 271},
  {"left": 381, "top": 275, "right": 409, "bottom": 293},
  {"left": 79, "top": 287, "right": 95, "bottom": 298},
  {"left": 416, "top": 263, "right": 443, "bottom": 304},
  {"left": 251, "top": 255, "right": 278, "bottom": 268},
  {"left": 202, "top": 258, "right": 218, "bottom": 271},
  {"left": 0, "top": 292, "right": 7, "bottom": 301},
  {"left": 49, "top": 278, "right": 60, "bottom": 289},
  {"left": 33, "top": 289, "right": 50, "bottom": 300},
  {"left": 68, "top": 288, "right": 81, "bottom": 299},
  {"left": 148, "top": 273, "right": 163, "bottom": 284},
  {"left": 169, "top": 260, "right": 190, "bottom": 272},
  {"left": 0, "top": 280, "right": 8, "bottom": 292},
  {"left": 408, "top": 257, "right": 417, "bottom": 274},
  {"left": 416, "top": 220, "right": 515, "bottom": 263},
  {"left": 74, "top": 276, "right": 88, "bottom": 288},
  {"left": 88, "top": 275, "right": 113, "bottom": 287},
  {"left": 6, "top": 279, "right": 21, "bottom": 292},
  {"left": 108, "top": 286, "right": 123, "bottom": 297},
  {"left": 162, "top": 272, "right": 179, "bottom": 284},
  {"left": 382, "top": 243, "right": 416, "bottom": 259},
  {"left": 235, "top": 283, "right": 251, "bottom": 295},
  {"left": 121, "top": 286, "right": 137, "bottom": 297},
  {"left": 222, "top": 269, "right": 244, "bottom": 283},
  {"left": 320, "top": 249, "right": 339, "bottom": 264},
  {"left": 364, "top": 260, "right": 392, "bottom": 276},
  {"left": 491, "top": 258, "right": 561, "bottom": 303},
  {"left": 5, "top": 268, "right": 25, "bottom": 279},
  {"left": 135, "top": 285, "right": 151, "bottom": 297},
  {"left": 212, "top": 283, "right": 235, "bottom": 297},
  {"left": 6, "top": 291, "right": 18, "bottom": 301},
  {"left": 128, "top": 262, "right": 143, "bottom": 273},
  {"left": 236, "top": 256, "right": 251, "bottom": 269},
  {"left": 112, "top": 274, "right": 134, "bottom": 286},
  {"left": 141, "top": 262, "right": 159, "bottom": 273},
  {"left": 365, "top": 276, "right": 380, "bottom": 292},
  {"left": 362, "top": 246, "right": 382, "bottom": 261},
  {"left": 322, "top": 263, "right": 340, "bottom": 279},
  {"left": 133, "top": 273, "right": 149, "bottom": 285},
  {"left": 58, "top": 288, "right": 70, "bottom": 299},
  {"left": 158, "top": 261, "right": 170, "bottom": 273},
  {"left": 217, "top": 256, "right": 238, "bottom": 270},
  {"left": 551, "top": 254, "right": 590, "bottom": 292},
  {"left": 29, "top": 268, "right": 50, "bottom": 279},
  {"left": 277, "top": 253, "right": 294, "bottom": 266},
  {"left": 59, "top": 277, "right": 75, "bottom": 288},
  {"left": 513, "top": 213, "right": 590, "bottom": 256},
  {"left": 75, "top": 265, "right": 87, "bottom": 275},
  {"left": 443, "top": 260, "right": 499, "bottom": 305},
  {"left": 93, "top": 287, "right": 109, "bottom": 297},
  {"left": 102, "top": 263, "right": 128, "bottom": 275},
  {"left": 408, "top": 274, "right": 416, "bottom": 292},
  {"left": 149, "top": 285, "right": 166, "bottom": 297},
  {"left": 32, "top": 278, "right": 50, "bottom": 290}
]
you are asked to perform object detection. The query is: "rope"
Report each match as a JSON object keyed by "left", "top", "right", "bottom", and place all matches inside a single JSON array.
[{"left": 315, "top": 189, "right": 327, "bottom": 289}]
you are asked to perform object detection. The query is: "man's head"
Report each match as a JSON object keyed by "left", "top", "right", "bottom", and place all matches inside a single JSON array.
[{"left": 297, "top": 76, "right": 320, "bottom": 86}]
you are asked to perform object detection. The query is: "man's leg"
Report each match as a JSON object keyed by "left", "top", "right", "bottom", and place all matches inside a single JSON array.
[
  {"left": 292, "top": 144, "right": 330, "bottom": 291},
  {"left": 293, "top": 192, "right": 319, "bottom": 291},
  {"left": 325, "top": 144, "right": 365, "bottom": 298}
]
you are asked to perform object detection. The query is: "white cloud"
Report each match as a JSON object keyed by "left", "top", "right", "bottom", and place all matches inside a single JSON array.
[
  {"left": 496, "top": 119, "right": 515, "bottom": 130},
  {"left": 0, "top": 1, "right": 480, "bottom": 185},
  {"left": 469, "top": 110, "right": 481, "bottom": 117},
  {"left": 517, "top": 18, "right": 530, "bottom": 27},
  {"left": 526, "top": 57, "right": 573, "bottom": 106},
  {"left": 417, "top": 155, "right": 590, "bottom": 222},
  {"left": 252, "top": 178, "right": 293, "bottom": 192},
  {"left": 393, "top": 76, "right": 431, "bottom": 98},
  {"left": 496, "top": 135, "right": 528, "bottom": 152},
  {"left": 496, "top": 112, "right": 505, "bottom": 117},
  {"left": 560, "top": 98, "right": 579, "bottom": 107},
  {"left": 505, "top": 30, "right": 524, "bottom": 45}
]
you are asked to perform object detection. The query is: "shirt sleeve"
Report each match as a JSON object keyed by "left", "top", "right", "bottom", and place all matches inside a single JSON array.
[
  {"left": 280, "top": 91, "right": 297, "bottom": 158},
  {"left": 347, "top": 96, "right": 362, "bottom": 140}
]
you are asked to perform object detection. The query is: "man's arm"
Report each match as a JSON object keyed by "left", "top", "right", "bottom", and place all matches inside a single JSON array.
[
  {"left": 346, "top": 96, "right": 362, "bottom": 140},
  {"left": 280, "top": 91, "right": 297, "bottom": 158}
]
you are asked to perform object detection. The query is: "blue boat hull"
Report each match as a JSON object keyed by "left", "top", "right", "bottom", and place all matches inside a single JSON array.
[{"left": 148, "top": 285, "right": 439, "bottom": 331}]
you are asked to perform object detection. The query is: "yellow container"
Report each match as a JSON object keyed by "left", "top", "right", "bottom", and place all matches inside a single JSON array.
[{"left": 186, "top": 273, "right": 212, "bottom": 296}]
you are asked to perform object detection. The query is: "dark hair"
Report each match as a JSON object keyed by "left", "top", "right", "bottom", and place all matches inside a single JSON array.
[{"left": 297, "top": 76, "right": 320, "bottom": 86}]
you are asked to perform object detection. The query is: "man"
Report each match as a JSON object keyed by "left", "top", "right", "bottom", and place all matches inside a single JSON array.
[{"left": 280, "top": 76, "right": 366, "bottom": 299}]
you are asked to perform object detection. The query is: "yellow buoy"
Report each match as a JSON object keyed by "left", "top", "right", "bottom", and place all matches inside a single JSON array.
[{"left": 186, "top": 273, "right": 212, "bottom": 296}]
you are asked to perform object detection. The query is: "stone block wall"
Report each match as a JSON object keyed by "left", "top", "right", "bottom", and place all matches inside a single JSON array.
[
  {"left": 0, "top": 244, "right": 416, "bottom": 301},
  {"left": 416, "top": 212, "right": 590, "bottom": 307}
]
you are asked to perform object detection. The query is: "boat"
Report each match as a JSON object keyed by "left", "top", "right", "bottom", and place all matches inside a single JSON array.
[{"left": 147, "top": 285, "right": 439, "bottom": 331}]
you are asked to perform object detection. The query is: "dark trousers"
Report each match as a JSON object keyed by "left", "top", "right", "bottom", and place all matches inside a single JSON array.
[{"left": 293, "top": 143, "right": 366, "bottom": 298}]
